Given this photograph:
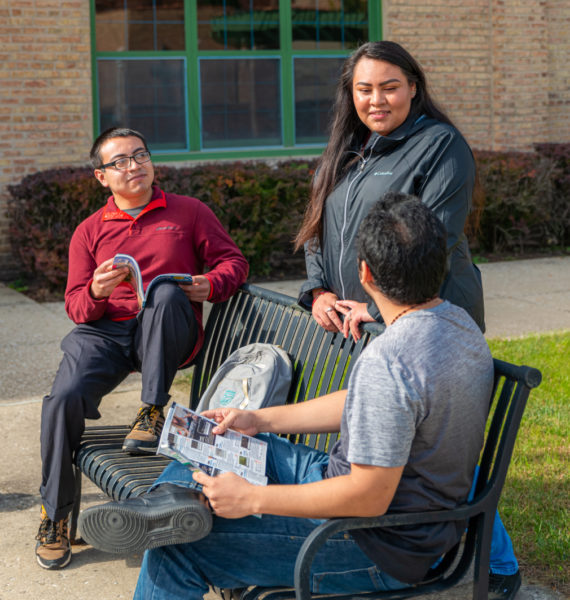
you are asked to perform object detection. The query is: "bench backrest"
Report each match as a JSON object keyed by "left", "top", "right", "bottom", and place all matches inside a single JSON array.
[
  {"left": 189, "top": 283, "right": 385, "bottom": 452},
  {"left": 475, "top": 357, "right": 542, "bottom": 503}
]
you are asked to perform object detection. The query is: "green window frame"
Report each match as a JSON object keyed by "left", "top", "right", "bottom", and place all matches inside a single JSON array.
[{"left": 90, "top": 1, "right": 382, "bottom": 162}]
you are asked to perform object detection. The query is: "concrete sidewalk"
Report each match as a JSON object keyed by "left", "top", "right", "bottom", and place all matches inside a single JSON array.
[{"left": 0, "top": 256, "right": 568, "bottom": 600}]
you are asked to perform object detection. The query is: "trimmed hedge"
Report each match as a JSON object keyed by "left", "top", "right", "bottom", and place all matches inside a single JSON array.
[
  {"left": 153, "top": 160, "right": 315, "bottom": 278},
  {"left": 7, "top": 166, "right": 101, "bottom": 291},
  {"left": 472, "top": 144, "right": 569, "bottom": 254},
  {"left": 6, "top": 145, "right": 569, "bottom": 295}
]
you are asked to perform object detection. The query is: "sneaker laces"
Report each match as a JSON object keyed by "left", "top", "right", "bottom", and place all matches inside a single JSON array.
[
  {"left": 131, "top": 405, "right": 164, "bottom": 435},
  {"left": 36, "top": 515, "right": 68, "bottom": 545}
]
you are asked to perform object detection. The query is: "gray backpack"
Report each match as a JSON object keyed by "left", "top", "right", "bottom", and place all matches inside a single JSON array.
[{"left": 195, "top": 343, "right": 293, "bottom": 413}]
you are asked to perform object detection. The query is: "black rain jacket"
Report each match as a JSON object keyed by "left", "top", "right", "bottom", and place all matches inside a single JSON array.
[{"left": 299, "top": 113, "right": 485, "bottom": 332}]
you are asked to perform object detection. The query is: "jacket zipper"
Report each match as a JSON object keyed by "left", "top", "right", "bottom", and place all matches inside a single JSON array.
[{"left": 338, "top": 137, "right": 380, "bottom": 299}]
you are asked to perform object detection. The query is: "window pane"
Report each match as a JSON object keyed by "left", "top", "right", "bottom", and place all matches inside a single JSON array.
[
  {"left": 128, "top": 22, "right": 155, "bottom": 51},
  {"left": 98, "top": 59, "right": 188, "bottom": 151},
  {"left": 292, "top": 0, "right": 368, "bottom": 50},
  {"left": 200, "top": 58, "right": 281, "bottom": 149},
  {"left": 294, "top": 57, "right": 344, "bottom": 144},
  {"left": 197, "top": 0, "right": 280, "bottom": 50},
  {"left": 95, "top": 0, "right": 185, "bottom": 51}
]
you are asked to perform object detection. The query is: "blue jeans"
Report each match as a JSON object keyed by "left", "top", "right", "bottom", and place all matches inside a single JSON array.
[
  {"left": 469, "top": 466, "right": 518, "bottom": 576},
  {"left": 134, "top": 435, "right": 518, "bottom": 599},
  {"left": 134, "top": 434, "right": 408, "bottom": 600}
]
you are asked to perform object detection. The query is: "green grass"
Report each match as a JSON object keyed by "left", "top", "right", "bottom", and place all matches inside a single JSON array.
[
  {"left": 472, "top": 255, "right": 490, "bottom": 264},
  {"left": 7, "top": 278, "right": 29, "bottom": 293},
  {"left": 487, "top": 331, "right": 569, "bottom": 594}
]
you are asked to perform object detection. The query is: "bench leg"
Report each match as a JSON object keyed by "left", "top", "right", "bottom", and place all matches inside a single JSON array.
[
  {"left": 69, "top": 465, "right": 82, "bottom": 544},
  {"left": 472, "top": 512, "right": 493, "bottom": 600}
]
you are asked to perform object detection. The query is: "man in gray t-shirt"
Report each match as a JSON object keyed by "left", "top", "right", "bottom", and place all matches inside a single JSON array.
[
  {"left": 80, "top": 193, "right": 495, "bottom": 598},
  {"left": 326, "top": 300, "right": 493, "bottom": 582}
]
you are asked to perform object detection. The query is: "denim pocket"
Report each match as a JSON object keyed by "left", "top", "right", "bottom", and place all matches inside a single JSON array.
[{"left": 312, "top": 565, "right": 406, "bottom": 594}]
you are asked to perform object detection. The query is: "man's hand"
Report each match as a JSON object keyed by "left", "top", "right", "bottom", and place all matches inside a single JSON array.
[
  {"left": 90, "top": 257, "right": 129, "bottom": 299},
  {"left": 335, "top": 300, "right": 375, "bottom": 341},
  {"left": 179, "top": 275, "right": 211, "bottom": 302},
  {"left": 193, "top": 471, "right": 257, "bottom": 519},
  {"left": 200, "top": 407, "right": 260, "bottom": 437}
]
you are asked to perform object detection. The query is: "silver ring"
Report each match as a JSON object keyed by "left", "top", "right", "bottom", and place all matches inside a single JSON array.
[
  {"left": 325, "top": 307, "right": 334, "bottom": 313},
  {"left": 347, "top": 312, "right": 353, "bottom": 320}
]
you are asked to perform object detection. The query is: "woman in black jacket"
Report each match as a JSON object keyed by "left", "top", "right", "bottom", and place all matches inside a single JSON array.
[
  {"left": 297, "top": 41, "right": 485, "bottom": 339},
  {"left": 295, "top": 41, "right": 521, "bottom": 599}
]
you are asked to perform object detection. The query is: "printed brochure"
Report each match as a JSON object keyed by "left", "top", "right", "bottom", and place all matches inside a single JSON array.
[{"left": 157, "top": 402, "right": 268, "bottom": 486}]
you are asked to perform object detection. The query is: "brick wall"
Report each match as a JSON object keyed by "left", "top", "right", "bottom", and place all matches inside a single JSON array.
[
  {"left": 383, "top": 0, "right": 569, "bottom": 151},
  {"left": 546, "top": 1, "right": 570, "bottom": 142},
  {"left": 0, "top": 0, "right": 93, "bottom": 278},
  {"left": 383, "top": 0, "right": 493, "bottom": 148},
  {"left": 488, "top": 0, "right": 550, "bottom": 150}
]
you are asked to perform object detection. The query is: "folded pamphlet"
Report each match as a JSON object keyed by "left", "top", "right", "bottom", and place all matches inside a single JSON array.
[{"left": 112, "top": 253, "right": 193, "bottom": 309}]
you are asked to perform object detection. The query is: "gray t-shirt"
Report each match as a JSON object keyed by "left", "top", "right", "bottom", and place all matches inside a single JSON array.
[{"left": 326, "top": 301, "right": 494, "bottom": 584}]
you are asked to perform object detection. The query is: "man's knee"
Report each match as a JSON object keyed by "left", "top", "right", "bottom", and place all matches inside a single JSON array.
[
  {"left": 137, "top": 282, "right": 198, "bottom": 365},
  {"left": 144, "top": 282, "right": 196, "bottom": 338},
  {"left": 148, "top": 281, "right": 189, "bottom": 311}
]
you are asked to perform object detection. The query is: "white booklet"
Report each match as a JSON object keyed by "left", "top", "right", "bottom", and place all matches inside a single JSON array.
[
  {"left": 157, "top": 402, "right": 268, "bottom": 486},
  {"left": 113, "top": 253, "right": 193, "bottom": 309}
]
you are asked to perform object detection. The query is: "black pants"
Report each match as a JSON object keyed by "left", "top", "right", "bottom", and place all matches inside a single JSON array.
[{"left": 40, "top": 283, "right": 198, "bottom": 521}]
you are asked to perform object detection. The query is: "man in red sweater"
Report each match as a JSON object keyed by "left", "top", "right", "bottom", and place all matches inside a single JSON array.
[{"left": 35, "top": 127, "right": 249, "bottom": 571}]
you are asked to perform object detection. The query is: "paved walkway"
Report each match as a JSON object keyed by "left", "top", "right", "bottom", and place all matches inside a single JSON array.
[{"left": 0, "top": 256, "right": 568, "bottom": 600}]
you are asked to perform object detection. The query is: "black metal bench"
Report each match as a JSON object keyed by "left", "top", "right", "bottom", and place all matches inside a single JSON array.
[
  {"left": 72, "top": 283, "right": 542, "bottom": 600},
  {"left": 72, "top": 283, "right": 384, "bottom": 537}
]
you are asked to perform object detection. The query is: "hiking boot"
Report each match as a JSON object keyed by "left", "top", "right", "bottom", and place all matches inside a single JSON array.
[
  {"left": 78, "top": 483, "right": 213, "bottom": 554},
  {"left": 488, "top": 570, "right": 522, "bottom": 599},
  {"left": 35, "top": 506, "right": 71, "bottom": 570},
  {"left": 122, "top": 403, "right": 165, "bottom": 454}
]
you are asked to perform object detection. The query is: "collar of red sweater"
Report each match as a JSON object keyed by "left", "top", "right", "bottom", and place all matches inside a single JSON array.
[{"left": 102, "top": 186, "right": 166, "bottom": 221}]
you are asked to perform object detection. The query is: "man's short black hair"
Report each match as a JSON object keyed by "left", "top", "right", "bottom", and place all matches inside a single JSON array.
[
  {"left": 90, "top": 127, "right": 149, "bottom": 169},
  {"left": 357, "top": 192, "right": 447, "bottom": 305}
]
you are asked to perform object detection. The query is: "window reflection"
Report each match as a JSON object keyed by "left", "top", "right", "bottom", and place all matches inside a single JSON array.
[
  {"left": 291, "top": 0, "right": 368, "bottom": 50},
  {"left": 197, "top": 0, "right": 280, "bottom": 50},
  {"left": 98, "top": 59, "right": 188, "bottom": 151},
  {"left": 200, "top": 58, "right": 282, "bottom": 149},
  {"left": 92, "top": 2, "right": 371, "bottom": 152},
  {"left": 294, "top": 57, "right": 345, "bottom": 144},
  {"left": 95, "top": 0, "right": 185, "bottom": 52}
]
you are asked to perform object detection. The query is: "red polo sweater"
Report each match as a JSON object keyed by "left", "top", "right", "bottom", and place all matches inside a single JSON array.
[{"left": 65, "top": 187, "right": 249, "bottom": 360}]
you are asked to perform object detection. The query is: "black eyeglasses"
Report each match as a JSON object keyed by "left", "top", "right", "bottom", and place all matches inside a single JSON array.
[{"left": 99, "top": 151, "right": 152, "bottom": 171}]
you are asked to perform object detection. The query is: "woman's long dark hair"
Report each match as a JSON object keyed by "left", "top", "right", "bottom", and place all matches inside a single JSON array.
[{"left": 295, "top": 41, "right": 457, "bottom": 252}]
